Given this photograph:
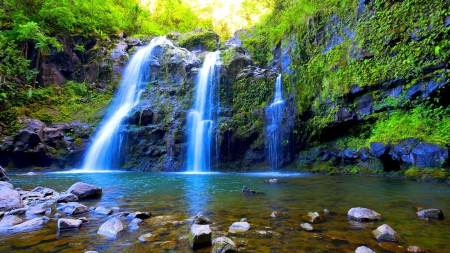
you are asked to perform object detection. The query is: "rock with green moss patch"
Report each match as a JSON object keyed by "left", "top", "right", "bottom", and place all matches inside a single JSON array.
[
  {"left": 416, "top": 208, "right": 444, "bottom": 220},
  {"left": 179, "top": 28, "right": 219, "bottom": 52},
  {"left": 188, "top": 224, "right": 212, "bottom": 249}
]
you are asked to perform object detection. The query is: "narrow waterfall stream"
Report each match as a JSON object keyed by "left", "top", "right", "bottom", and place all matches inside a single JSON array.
[
  {"left": 186, "top": 51, "right": 222, "bottom": 172},
  {"left": 266, "top": 74, "right": 285, "bottom": 170},
  {"left": 81, "top": 37, "right": 173, "bottom": 171}
]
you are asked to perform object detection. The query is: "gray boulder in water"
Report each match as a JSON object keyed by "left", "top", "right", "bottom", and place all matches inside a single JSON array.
[
  {"left": 0, "top": 184, "right": 23, "bottom": 212},
  {"left": 212, "top": 236, "right": 236, "bottom": 253},
  {"left": 348, "top": 207, "right": 382, "bottom": 221},
  {"left": 67, "top": 182, "right": 102, "bottom": 199},
  {"left": 7, "top": 217, "right": 49, "bottom": 234},
  {"left": 0, "top": 166, "right": 9, "bottom": 181},
  {"left": 188, "top": 224, "right": 212, "bottom": 249},
  {"left": 97, "top": 218, "right": 124, "bottom": 238}
]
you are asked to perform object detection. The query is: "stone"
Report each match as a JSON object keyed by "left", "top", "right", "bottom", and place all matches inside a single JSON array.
[
  {"left": 128, "top": 218, "right": 144, "bottom": 231},
  {"left": 0, "top": 215, "right": 23, "bottom": 230},
  {"left": 0, "top": 166, "right": 9, "bottom": 181},
  {"left": 407, "top": 246, "right": 425, "bottom": 252},
  {"left": 67, "top": 182, "right": 102, "bottom": 199},
  {"left": 212, "top": 236, "right": 236, "bottom": 253},
  {"left": 26, "top": 204, "right": 47, "bottom": 217},
  {"left": 40, "top": 63, "right": 64, "bottom": 86},
  {"left": 138, "top": 232, "right": 158, "bottom": 242},
  {"left": 56, "top": 202, "right": 89, "bottom": 215},
  {"left": 410, "top": 143, "right": 448, "bottom": 167},
  {"left": 94, "top": 206, "right": 112, "bottom": 216},
  {"left": 369, "top": 142, "right": 390, "bottom": 158},
  {"left": 193, "top": 212, "right": 212, "bottom": 224},
  {"left": 57, "top": 193, "right": 79, "bottom": 203},
  {"left": 228, "top": 221, "right": 251, "bottom": 233},
  {"left": 270, "top": 211, "right": 283, "bottom": 218},
  {"left": 416, "top": 208, "right": 444, "bottom": 220},
  {"left": 445, "top": 16, "right": 450, "bottom": 27},
  {"left": 355, "top": 246, "right": 376, "bottom": 253},
  {"left": 29, "top": 186, "right": 56, "bottom": 198},
  {"left": 134, "top": 211, "right": 151, "bottom": 220},
  {"left": 188, "top": 224, "right": 212, "bottom": 249},
  {"left": 110, "top": 211, "right": 130, "bottom": 219},
  {"left": 58, "top": 218, "right": 82, "bottom": 230},
  {"left": 78, "top": 217, "right": 88, "bottom": 223},
  {"left": 300, "top": 223, "right": 314, "bottom": 231},
  {"left": 7, "top": 217, "right": 48, "bottom": 234},
  {"left": 0, "top": 184, "right": 24, "bottom": 212},
  {"left": 7, "top": 208, "right": 27, "bottom": 215},
  {"left": 97, "top": 218, "right": 124, "bottom": 238},
  {"left": 372, "top": 224, "right": 398, "bottom": 242},
  {"left": 0, "top": 181, "right": 13, "bottom": 189},
  {"left": 307, "top": 212, "right": 321, "bottom": 223},
  {"left": 348, "top": 207, "right": 382, "bottom": 221},
  {"left": 240, "top": 218, "right": 247, "bottom": 222}
]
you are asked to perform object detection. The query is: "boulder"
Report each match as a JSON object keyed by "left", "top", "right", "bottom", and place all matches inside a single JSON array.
[
  {"left": 193, "top": 212, "right": 212, "bottom": 225},
  {"left": 97, "top": 218, "right": 124, "bottom": 238},
  {"left": 29, "top": 186, "right": 57, "bottom": 198},
  {"left": 372, "top": 224, "right": 398, "bottom": 242},
  {"left": 58, "top": 218, "right": 83, "bottom": 230},
  {"left": 57, "top": 202, "right": 89, "bottom": 215},
  {"left": 0, "top": 181, "right": 13, "bottom": 189},
  {"left": 445, "top": 15, "right": 450, "bottom": 27},
  {"left": 369, "top": 142, "right": 390, "bottom": 158},
  {"left": 57, "top": 193, "right": 79, "bottom": 203},
  {"left": 67, "top": 182, "right": 102, "bottom": 199},
  {"left": 355, "top": 246, "right": 376, "bottom": 253},
  {"left": 7, "top": 208, "right": 27, "bottom": 215},
  {"left": 40, "top": 63, "right": 64, "bottom": 87},
  {"left": 0, "top": 166, "right": 9, "bottom": 181},
  {"left": 348, "top": 207, "right": 382, "bottom": 221},
  {"left": 0, "top": 215, "right": 23, "bottom": 230},
  {"left": 110, "top": 211, "right": 130, "bottom": 219},
  {"left": 7, "top": 217, "right": 49, "bottom": 234},
  {"left": 128, "top": 218, "right": 144, "bottom": 231},
  {"left": 228, "top": 221, "right": 251, "bottom": 233},
  {"left": 212, "top": 236, "right": 236, "bottom": 253},
  {"left": 134, "top": 211, "right": 151, "bottom": 220},
  {"left": 0, "top": 185, "right": 24, "bottom": 212},
  {"left": 188, "top": 224, "right": 212, "bottom": 249},
  {"left": 94, "top": 206, "right": 112, "bottom": 216},
  {"left": 26, "top": 204, "right": 47, "bottom": 217},
  {"left": 410, "top": 143, "right": 448, "bottom": 167},
  {"left": 300, "top": 223, "right": 314, "bottom": 231},
  {"left": 307, "top": 212, "right": 321, "bottom": 223},
  {"left": 416, "top": 208, "right": 444, "bottom": 220},
  {"left": 179, "top": 28, "right": 219, "bottom": 52}
]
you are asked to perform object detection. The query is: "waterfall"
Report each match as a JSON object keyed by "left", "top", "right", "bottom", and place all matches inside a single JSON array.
[
  {"left": 266, "top": 74, "right": 285, "bottom": 170},
  {"left": 81, "top": 37, "right": 173, "bottom": 171},
  {"left": 186, "top": 51, "right": 222, "bottom": 172}
]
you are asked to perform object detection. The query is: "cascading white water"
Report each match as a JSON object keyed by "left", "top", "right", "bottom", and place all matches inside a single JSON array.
[
  {"left": 266, "top": 74, "right": 285, "bottom": 170},
  {"left": 81, "top": 37, "right": 173, "bottom": 171},
  {"left": 186, "top": 51, "right": 222, "bottom": 172}
]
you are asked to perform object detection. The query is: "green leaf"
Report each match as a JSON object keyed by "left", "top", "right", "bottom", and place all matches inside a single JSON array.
[{"left": 435, "top": 46, "right": 441, "bottom": 56}]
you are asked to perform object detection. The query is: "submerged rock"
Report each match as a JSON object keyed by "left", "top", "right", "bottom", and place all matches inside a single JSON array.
[
  {"left": 188, "top": 224, "right": 212, "bottom": 249},
  {"left": 58, "top": 218, "right": 82, "bottom": 230},
  {"left": 355, "top": 246, "right": 376, "bottom": 253},
  {"left": 128, "top": 218, "right": 144, "bottom": 231},
  {"left": 300, "top": 223, "right": 314, "bottom": 231},
  {"left": 348, "top": 207, "right": 382, "bottom": 221},
  {"left": 94, "top": 206, "right": 112, "bottom": 216},
  {"left": 307, "top": 212, "right": 321, "bottom": 223},
  {"left": 193, "top": 212, "right": 212, "bottom": 225},
  {"left": 57, "top": 193, "right": 79, "bottom": 203},
  {"left": 57, "top": 202, "right": 88, "bottom": 215},
  {"left": 139, "top": 232, "right": 158, "bottom": 242},
  {"left": 270, "top": 211, "right": 284, "bottom": 218},
  {"left": 0, "top": 215, "right": 23, "bottom": 230},
  {"left": 416, "top": 208, "right": 444, "bottom": 220},
  {"left": 212, "top": 236, "right": 236, "bottom": 253},
  {"left": 134, "top": 211, "right": 151, "bottom": 220},
  {"left": 97, "top": 218, "right": 124, "bottom": 238},
  {"left": 67, "top": 182, "right": 102, "bottom": 199},
  {"left": 228, "top": 221, "right": 251, "bottom": 233},
  {"left": 0, "top": 184, "right": 24, "bottom": 212},
  {"left": 372, "top": 224, "right": 399, "bottom": 242},
  {"left": 0, "top": 166, "right": 9, "bottom": 181},
  {"left": 7, "top": 217, "right": 49, "bottom": 234}
]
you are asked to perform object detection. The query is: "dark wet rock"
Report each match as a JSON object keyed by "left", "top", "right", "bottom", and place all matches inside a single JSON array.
[
  {"left": 193, "top": 212, "right": 212, "bottom": 225},
  {"left": 40, "top": 63, "right": 65, "bottom": 87},
  {"left": 126, "top": 37, "right": 141, "bottom": 47},
  {"left": 355, "top": 246, "right": 375, "bottom": 253},
  {"left": 0, "top": 166, "right": 9, "bottom": 181},
  {"left": 416, "top": 208, "right": 444, "bottom": 220},
  {"left": 212, "top": 236, "right": 236, "bottom": 253},
  {"left": 300, "top": 223, "right": 314, "bottom": 231},
  {"left": 134, "top": 211, "right": 151, "bottom": 220},
  {"left": 410, "top": 143, "right": 448, "bottom": 167},
  {"left": 348, "top": 207, "right": 382, "bottom": 221},
  {"left": 139, "top": 232, "right": 158, "bottom": 242},
  {"left": 7, "top": 216, "right": 49, "bottom": 234},
  {"left": 97, "top": 218, "right": 124, "bottom": 238},
  {"left": 372, "top": 224, "right": 398, "bottom": 242},
  {"left": 378, "top": 242, "right": 405, "bottom": 253},
  {"left": 307, "top": 212, "right": 321, "bottom": 223},
  {"left": 0, "top": 181, "right": 13, "bottom": 189},
  {"left": 26, "top": 204, "right": 47, "bottom": 217},
  {"left": 228, "top": 221, "right": 251, "bottom": 233},
  {"left": 369, "top": 142, "right": 390, "bottom": 158},
  {"left": 78, "top": 217, "right": 88, "bottom": 223},
  {"left": 128, "top": 218, "right": 144, "bottom": 231},
  {"left": 7, "top": 208, "right": 27, "bottom": 215},
  {"left": 57, "top": 193, "right": 79, "bottom": 203},
  {"left": 0, "top": 184, "right": 24, "bottom": 212},
  {"left": 445, "top": 16, "right": 450, "bottom": 27},
  {"left": 56, "top": 202, "right": 88, "bottom": 215},
  {"left": 270, "top": 211, "right": 283, "bottom": 218},
  {"left": 53, "top": 213, "right": 61, "bottom": 218},
  {"left": 110, "top": 211, "right": 130, "bottom": 219},
  {"left": 188, "top": 224, "right": 212, "bottom": 249},
  {"left": 58, "top": 218, "right": 82, "bottom": 230},
  {"left": 0, "top": 215, "right": 23, "bottom": 230},
  {"left": 94, "top": 206, "right": 112, "bottom": 216},
  {"left": 407, "top": 246, "right": 426, "bottom": 252},
  {"left": 67, "top": 182, "right": 102, "bottom": 199},
  {"left": 335, "top": 107, "right": 355, "bottom": 122},
  {"left": 223, "top": 48, "right": 253, "bottom": 81}
]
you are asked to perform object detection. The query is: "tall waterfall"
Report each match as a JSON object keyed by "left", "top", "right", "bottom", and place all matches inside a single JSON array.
[
  {"left": 266, "top": 74, "right": 285, "bottom": 170},
  {"left": 81, "top": 37, "right": 173, "bottom": 171},
  {"left": 186, "top": 51, "right": 222, "bottom": 172}
]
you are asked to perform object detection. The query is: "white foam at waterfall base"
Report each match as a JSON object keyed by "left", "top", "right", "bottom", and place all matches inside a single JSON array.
[
  {"left": 186, "top": 51, "right": 222, "bottom": 172},
  {"left": 81, "top": 37, "right": 173, "bottom": 171}
]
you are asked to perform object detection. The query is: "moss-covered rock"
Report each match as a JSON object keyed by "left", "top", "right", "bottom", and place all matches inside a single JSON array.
[{"left": 178, "top": 28, "right": 219, "bottom": 52}]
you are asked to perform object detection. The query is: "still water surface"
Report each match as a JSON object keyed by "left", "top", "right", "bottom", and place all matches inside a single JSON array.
[{"left": 1, "top": 172, "right": 449, "bottom": 252}]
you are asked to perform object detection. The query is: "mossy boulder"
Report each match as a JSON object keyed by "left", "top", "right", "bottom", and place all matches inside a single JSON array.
[{"left": 178, "top": 28, "right": 219, "bottom": 52}]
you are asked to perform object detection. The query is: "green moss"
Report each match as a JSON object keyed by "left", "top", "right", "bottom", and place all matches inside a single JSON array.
[
  {"left": 405, "top": 167, "right": 449, "bottom": 181},
  {"left": 74, "top": 138, "right": 83, "bottom": 146},
  {"left": 405, "top": 167, "right": 422, "bottom": 179},
  {"left": 179, "top": 29, "right": 218, "bottom": 52}
]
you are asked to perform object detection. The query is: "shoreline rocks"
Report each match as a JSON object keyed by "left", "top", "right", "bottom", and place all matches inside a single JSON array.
[
  {"left": 372, "top": 224, "right": 399, "bottom": 242},
  {"left": 188, "top": 224, "right": 212, "bottom": 249},
  {"left": 58, "top": 218, "right": 83, "bottom": 230},
  {"left": 97, "top": 218, "right": 124, "bottom": 238},
  {"left": 67, "top": 182, "right": 102, "bottom": 200}
]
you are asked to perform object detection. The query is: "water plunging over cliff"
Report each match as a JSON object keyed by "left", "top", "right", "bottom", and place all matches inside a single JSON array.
[
  {"left": 186, "top": 51, "right": 222, "bottom": 172},
  {"left": 266, "top": 74, "right": 285, "bottom": 170},
  {"left": 81, "top": 37, "right": 173, "bottom": 170}
]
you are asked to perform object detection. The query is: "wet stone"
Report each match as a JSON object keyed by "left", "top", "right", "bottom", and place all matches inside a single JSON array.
[
  {"left": 58, "top": 218, "right": 83, "bottom": 230},
  {"left": 26, "top": 204, "right": 47, "bottom": 217},
  {"left": 7, "top": 207, "right": 27, "bottom": 215},
  {"left": 97, "top": 218, "right": 124, "bottom": 238},
  {"left": 7, "top": 216, "right": 49, "bottom": 234},
  {"left": 128, "top": 218, "right": 144, "bottom": 231},
  {"left": 270, "top": 211, "right": 283, "bottom": 218},
  {"left": 57, "top": 202, "right": 89, "bottom": 216},
  {"left": 348, "top": 207, "right": 382, "bottom": 222},
  {"left": 212, "top": 236, "right": 236, "bottom": 253},
  {"left": 300, "top": 223, "right": 314, "bottom": 231},
  {"left": 229, "top": 221, "right": 251, "bottom": 233},
  {"left": 139, "top": 232, "right": 159, "bottom": 242},
  {"left": 372, "top": 224, "right": 398, "bottom": 242},
  {"left": 307, "top": 212, "right": 321, "bottom": 223},
  {"left": 355, "top": 246, "right": 375, "bottom": 253},
  {"left": 135, "top": 211, "right": 151, "bottom": 220},
  {"left": 57, "top": 193, "right": 79, "bottom": 203},
  {"left": 67, "top": 182, "right": 102, "bottom": 200},
  {"left": 416, "top": 208, "right": 444, "bottom": 220},
  {"left": 94, "top": 206, "right": 112, "bottom": 216},
  {"left": 188, "top": 224, "right": 212, "bottom": 249},
  {"left": 0, "top": 215, "right": 22, "bottom": 230},
  {"left": 194, "top": 212, "right": 212, "bottom": 224}
]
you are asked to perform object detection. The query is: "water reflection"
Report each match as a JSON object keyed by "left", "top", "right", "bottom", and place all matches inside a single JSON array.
[{"left": 183, "top": 174, "right": 212, "bottom": 216}]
